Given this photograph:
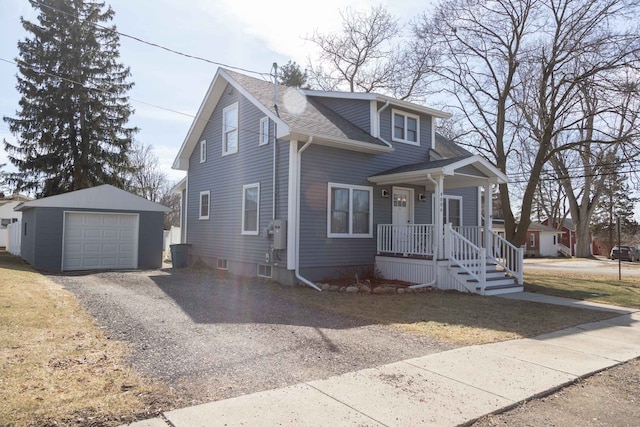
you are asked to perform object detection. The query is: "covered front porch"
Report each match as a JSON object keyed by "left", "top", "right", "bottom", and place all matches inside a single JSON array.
[{"left": 368, "top": 155, "right": 524, "bottom": 296}]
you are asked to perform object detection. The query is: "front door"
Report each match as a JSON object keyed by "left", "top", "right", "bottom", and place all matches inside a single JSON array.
[{"left": 392, "top": 188, "right": 413, "bottom": 254}]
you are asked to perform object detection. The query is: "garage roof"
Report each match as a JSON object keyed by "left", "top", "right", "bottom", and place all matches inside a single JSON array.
[{"left": 14, "top": 184, "right": 171, "bottom": 212}]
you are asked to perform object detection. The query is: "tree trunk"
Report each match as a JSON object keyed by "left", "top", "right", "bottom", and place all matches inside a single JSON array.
[{"left": 575, "top": 219, "right": 593, "bottom": 257}]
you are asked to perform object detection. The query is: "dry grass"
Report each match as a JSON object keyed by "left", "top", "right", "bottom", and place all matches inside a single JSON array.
[
  {"left": 277, "top": 287, "right": 617, "bottom": 345},
  {"left": 0, "top": 252, "right": 180, "bottom": 427},
  {"left": 525, "top": 270, "right": 640, "bottom": 309}
]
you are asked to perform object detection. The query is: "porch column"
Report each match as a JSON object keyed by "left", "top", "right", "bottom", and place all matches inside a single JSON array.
[
  {"left": 483, "top": 183, "right": 493, "bottom": 251},
  {"left": 435, "top": 175, "right": 444, "bottom": 259}
]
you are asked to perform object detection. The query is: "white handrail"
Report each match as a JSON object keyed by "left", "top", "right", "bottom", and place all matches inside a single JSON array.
[
  {"left": 377, "top": 224, "right": 435, "bottom": 256},
  {"left": 487, "top": 229, "right": 524, "bottom": 285},
  {"left": 558, "top": 243, "right": 572, "bottom": 258},
  {"left": 446, "top": 224, "right": 486, "bottom": 294}
]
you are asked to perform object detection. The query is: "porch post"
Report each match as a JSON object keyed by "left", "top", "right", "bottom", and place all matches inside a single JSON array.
[
  {"left": 483, "top": 183, "right": 493, "bottom": 253},
  {"left": 436, "top": 175, "right": 444, "bottom": 259}
]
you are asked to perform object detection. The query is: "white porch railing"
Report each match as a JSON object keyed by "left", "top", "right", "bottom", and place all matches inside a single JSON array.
[
  {"left": 377, "top": 224, "right": 435, "bottom": 256},
  {"left": 446, "top": 224, "right": 486, "bottom": 293},
  {"left": 454, "top": 226, "right": 483, "bottom": 246},
  {"left": 487, "top": 229, "right": 524, "bottom": 285},
  {"left": 558, "top": 243, "right": 572, "bottom": 257}
]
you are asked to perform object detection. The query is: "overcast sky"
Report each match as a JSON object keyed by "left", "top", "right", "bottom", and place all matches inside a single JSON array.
[{"left": 2, "top": 0, "right": 638, "bottom": 223}]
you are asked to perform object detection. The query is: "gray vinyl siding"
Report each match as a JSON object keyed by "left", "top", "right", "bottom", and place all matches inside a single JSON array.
[
  {"left": 313, "top": 98, "right": 371, "bottom": 132},
  {"left": 19, "top": 207, "right": 163, "bottom": 271},
  {"left": 298, "top": 143, "right": 480, "bottom": 275},
  {"left": 185, "top": 83, "right": 289, "bottom": 268}
]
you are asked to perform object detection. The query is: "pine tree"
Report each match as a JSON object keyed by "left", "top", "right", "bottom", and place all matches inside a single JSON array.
[
  {"left": 3, "top": 0, "right": 136, "bottom": 197},
  {"left": 278, "top": 61, "right": 308, "bottom": 88},
  {"left": 591, "top": 170, "right": 639, "bottom": 249}
]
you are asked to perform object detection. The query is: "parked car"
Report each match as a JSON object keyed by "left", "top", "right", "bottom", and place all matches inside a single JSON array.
[{"left": 610, "top": 245, "right": 637, "bottom": 262}]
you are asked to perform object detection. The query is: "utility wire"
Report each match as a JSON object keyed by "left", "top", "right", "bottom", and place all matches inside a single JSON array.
[
  {"left": 30, "top": 0, "right": 270, "bottom": 79},
  {"left": 0, "top": 57, "right": 195, "bottom": 118}
]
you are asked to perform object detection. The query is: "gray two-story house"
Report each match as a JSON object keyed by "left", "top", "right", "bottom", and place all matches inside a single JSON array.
[{"left": 172, "top": 68, "right": 524, "bottom": 295}]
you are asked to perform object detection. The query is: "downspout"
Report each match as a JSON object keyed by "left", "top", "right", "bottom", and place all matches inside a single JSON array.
[
  {"left": 376, "top": 100, "right": 393, "bottom": 148},
  {"left": 272, "top": 62, "right": 278, "bottom": 221},
  {"left": 295, "top": 137, "right": 322, "bottom": 291},
  {"left": 410, "top": 173, "right": 439, "bottom": 289}
]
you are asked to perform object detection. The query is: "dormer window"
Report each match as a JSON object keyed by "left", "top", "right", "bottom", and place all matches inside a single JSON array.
[{"left": 392, "top": 109, "right": 419, "bottom": 145}]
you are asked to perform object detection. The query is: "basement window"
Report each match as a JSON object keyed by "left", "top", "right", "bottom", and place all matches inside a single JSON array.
[
  {"left": 257, "top": 264, "right": 272, "bottom": 278},
  {"left": 217, "top": 258, "right": 228, "bottom": 270}
]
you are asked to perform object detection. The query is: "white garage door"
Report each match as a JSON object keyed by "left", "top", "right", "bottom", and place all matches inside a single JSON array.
[{"left": 63, "top": 212, "right": 139, "bottom": 271}]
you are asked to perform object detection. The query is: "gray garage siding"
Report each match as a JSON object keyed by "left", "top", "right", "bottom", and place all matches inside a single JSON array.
[
  {"left": 186, "top": 83, "right": 289, "bottom": 269},
  {"left": 20, "top": 207, "right": 164, "bottom": 271}
]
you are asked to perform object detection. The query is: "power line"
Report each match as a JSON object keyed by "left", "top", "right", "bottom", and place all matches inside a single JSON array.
[
  {"left": 0, "top": 57, "right": 196, "bottom": 118},
  {"left": 30, "top": 0, "right": 270, "bottom": 79}
]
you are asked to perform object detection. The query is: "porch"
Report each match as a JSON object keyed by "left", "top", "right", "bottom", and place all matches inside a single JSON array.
[{"left": 376, "top": 224, "right": 524, "bottom": 295}]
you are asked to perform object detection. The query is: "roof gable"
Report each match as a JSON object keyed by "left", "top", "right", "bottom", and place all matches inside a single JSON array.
[{"left": 15, "top": 185, "right": 171, "bottom": 212}]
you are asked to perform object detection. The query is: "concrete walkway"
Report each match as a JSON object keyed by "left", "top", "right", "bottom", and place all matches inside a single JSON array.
[{"left": 125, "top": 296, "right": 640, "bottom": 427}]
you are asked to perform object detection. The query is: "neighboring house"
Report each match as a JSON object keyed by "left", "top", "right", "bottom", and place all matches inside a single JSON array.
[
  {"left": 172, "top": 68, "right": 524, "bottom": 295},
  {"left": 493, "top": 220, "right": 563, "bottom": 257},
  {"left": 0, "top": 199, "right": 29, "bottom": 248},
  {"left": 14, "top": 185, "right": 170, "bottom": 271},
  {"left": 542, "top": 218, "right": 597, "bottom": 256}
]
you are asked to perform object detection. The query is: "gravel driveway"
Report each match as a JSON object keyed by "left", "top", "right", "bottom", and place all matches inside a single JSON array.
[{"left": 49, "top": 268, "right": 456, "bottom": 405}]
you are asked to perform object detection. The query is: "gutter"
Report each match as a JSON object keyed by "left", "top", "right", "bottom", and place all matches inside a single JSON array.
[
  {"left": 376, "top": 101, "right": 393, "bottom": 148},
  {"left": 295, "top": 137, "right": 322, "bottom": 291},
  {"left": 410, "top": 173, "right": 439, "bottom": 289}
]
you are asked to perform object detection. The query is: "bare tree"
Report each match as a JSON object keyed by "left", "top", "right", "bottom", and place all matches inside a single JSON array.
[
  {"left": 414, "top": 0, "right": 640, "bottom": 248},
  {"left": 306, "top": 5, "right": 430, "bottom": 100},
  {"left": 127, "top": 141, "right": 166, "bottom": 203}
]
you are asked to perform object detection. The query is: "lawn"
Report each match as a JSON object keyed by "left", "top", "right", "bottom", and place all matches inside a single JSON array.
[
  {"left": 0, "top": 252, "right": 180, "bottom": 427},
  {"left": 524, "top": 270, "right": 640, "bottom": 309},
  {"left": 0, "top": 251, "right": 625, "bottom": 426},
  {"left": 277, "top": 286, "right": 618, "bottom": 345}
]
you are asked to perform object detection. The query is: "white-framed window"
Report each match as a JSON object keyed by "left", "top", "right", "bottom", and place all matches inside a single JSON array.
[
  {"left": 259, "top": 117, "right": 269, "bottom": 146},
  {"left": 199, "top": 191, "right": 210, "bottom": 220},
  {"left": 432, "top": 195, "right": 463, "bottom": 227},
  {"left": 217, "top": 258, "right": 228, "bottom": 270},
  {"left": 392, "top": 109, "right": 420, "bottom": 145},
  {"left": 327, "top": 183, "right": 373, "bottom": 238},
  {"left": 530, "top": 233, "right": 536, "bottom": 248},
  {"left": 242, "top": 183, "right": 260, "bottom": 235},
  {"left": 199, "top": 140, "right": 206, "bottom": 163},
  {"left": 222, "top": 102, "right": 239, "bottom": 156}
]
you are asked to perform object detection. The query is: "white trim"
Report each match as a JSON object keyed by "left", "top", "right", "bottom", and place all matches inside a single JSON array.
[
  {"left": 199, "top": 191, "right": 210, "bottom": 220},
  {"left": 530, "top": 233, "right": 536, "bottom": 248},
  {"left": 432, "top": 194, "right": 463, "bottom": 227},
  {"left": 391, "top": 186, "right": 414, "bottom": 225},
  {"left": 391, "top": 109, "right": 420, "bottom": 146},
  {"left": 199, "top": 140, "right": 206, "bottom": 163},
  {"left": 369, "top": 100, "right": 379, "bottom": 137},
  {"left": 287, "top": 141, "right": 298, "bottom": 269},
  {"left": 431, "top": 117, "right": 436, "bottom": 150},
  {"left": 241, "top": 183, "right": 260, "bottom": 235},
  {"left": 61, "top": 211, "right": 139, "bottom": 272},
  {"left": 259, "top": 117, "right": 269, "bottom": 146},
  {"left": 327, "top": 182, "right": 374, "bottom": 238},
  {"left": 222, "top": 102, "right": 239, "bottom": 156}
]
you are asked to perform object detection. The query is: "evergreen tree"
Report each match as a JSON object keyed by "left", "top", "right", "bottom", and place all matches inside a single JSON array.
[
  {"left": 3, "top": 0, "right": 136, "bottom": 197},
  {"left": 591, "top": 170, "right": 639, "bottom": 248},
  {"left": 278, "top": 61, "right": 308, "bottom": 88}
]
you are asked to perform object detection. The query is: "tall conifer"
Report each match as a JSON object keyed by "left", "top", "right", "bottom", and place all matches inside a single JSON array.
[{"left": 4, "top": 0, "right": 136, "bottom": 196}]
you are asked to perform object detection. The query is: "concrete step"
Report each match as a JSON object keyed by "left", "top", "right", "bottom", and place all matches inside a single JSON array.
[{"left": 482, "top": 284, "right": 524, "bottom": 296}]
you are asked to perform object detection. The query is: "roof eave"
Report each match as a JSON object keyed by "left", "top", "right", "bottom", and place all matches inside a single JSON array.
[{"left": 286, "top": 131, "right": 394, "bottom": 154}]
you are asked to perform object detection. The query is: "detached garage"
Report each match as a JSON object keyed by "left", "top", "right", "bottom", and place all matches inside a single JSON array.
[{"left": 15, "top": 184, "right": 171, "bottom": 271}]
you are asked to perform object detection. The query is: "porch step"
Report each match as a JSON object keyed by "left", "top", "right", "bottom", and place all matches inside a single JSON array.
[{"left": 480, "top": 284, "right": 524, "bottom": 296}]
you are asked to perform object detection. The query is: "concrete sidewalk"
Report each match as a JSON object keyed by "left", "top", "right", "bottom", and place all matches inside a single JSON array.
[{"left": 126, "top": 297, "right": 640, "bottom": 427}]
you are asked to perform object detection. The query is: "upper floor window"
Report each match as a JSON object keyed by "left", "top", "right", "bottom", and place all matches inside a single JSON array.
[
  {"left": 327, "top": 183, "right": 373, "bottom": 238},
  {"left": 242, "top": 183, "right": 260, "bottom": 235},
  {"left": 392, "top": 109, "right": 419, "bottom": 145},
  {"left": 199, "top": 140, "right": 206, "bottom": 163},
  {"left": 222, "top": 103, "right": 238, "bottom": 156},
  {"left": 259, "top": 117, "right": 269, "bottom": 146},
  {"left": 199, "top": 191, "right": 210, "bottom": 220}
]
